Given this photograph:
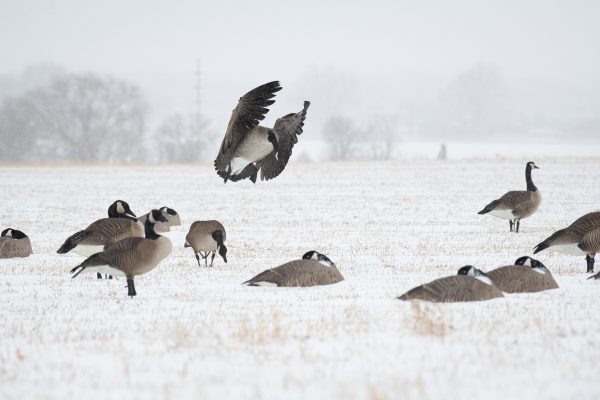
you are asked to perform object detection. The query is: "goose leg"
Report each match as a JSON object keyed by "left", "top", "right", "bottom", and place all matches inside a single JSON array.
[
  {"left": 509, "top": 220, "right": 514, "bottom": 232},
  {"left": 127, "top": 278, "right": 137, "bottom": 297},
  {"left": 210, "top": 252, "right": 216, "bottom": 267},
  {"left": 97, "top": 273, "right": 103, "bottom": 279},
  {"left": 586, "top": 254, "right": 595, "bottom": 273},
  {"left": 195, "top": 253, "right": 201, "bottom": 267},
  {"left": 516, "top": 220, "right": 520, "bottom": 233}
]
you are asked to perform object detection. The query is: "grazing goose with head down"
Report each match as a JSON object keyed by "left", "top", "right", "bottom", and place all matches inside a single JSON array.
[
  {"left": 70, "top": 209, "right": 172, "bottom": 297},
  {"left": 398, "top": 266, "right": 504, "bottom": 303},
  {"left": 214, "top": 81, "right": 310, "bottom": 183},
  {"left": 534, "top": 211, "right": 600, "bottom": 273},
  {"left": 0, "top": 228, "right": 33, "bottom": 258},
  {"left": 243, "top": 251, "right": 343, "bottom": 287},
  {"left": 184, "top": 220, "right": 227, "bottom": 267},
  {"left": 478, "top": 161, "right": 541, "bottom": 232},
  {"left": 486, "top": 256, "right": 558, "bottom": 293}
]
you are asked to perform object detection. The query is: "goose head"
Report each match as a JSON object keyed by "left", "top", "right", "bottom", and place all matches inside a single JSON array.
[
  {"left": 1, "top": 228, "right": 27, "bottom": 239},
  {"left": 108, "top": 200, "right": 137, "bottom": 220},
  {"left": 515, "top": 256, "right": 549, "bottom": 274},
  {"left": 457, "top": 265, "right": 493, "bottom": 285},
  {"left": 302, "top": 250, "right": 335, "bottom": 267}
]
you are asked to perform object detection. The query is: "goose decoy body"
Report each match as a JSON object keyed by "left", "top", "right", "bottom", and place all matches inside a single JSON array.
[
  {"left": 398, "top": 266, "right": 504, "bottom": 303},
  {"left": 0, "top": 228, "right": 32, "bottom": 258},
  {"left": 138, "top": 206, "right": 181, "bottom": 233},
  {"left": 70, "top": 209, "right": 172, "bottom": 297},
  {"left": 243, "top": 251, "right": 344, "bottom": 287},
  {"left": 534, "top": 211, "right": 600, "bottom": 273},
  {"left": 478, "top": 161, "right": 541, "bottom": 232},
  {"left": 184, "top": 220, "right": 227, "bottom": 267},
  {"left": 214, "top": 81, "right": 310, "bottom": 183},
  {"left": 486, "top": 256, "right": 558, "bottom": 293}
]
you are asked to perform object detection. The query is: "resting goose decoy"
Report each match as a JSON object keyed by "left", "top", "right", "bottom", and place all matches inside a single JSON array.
[
  {"left": 486, "top": 256, "right": 558, "bottom": 293},
  {"left": 398, "top": 266, "right": 504, "bottom": 303},
  {"left": 70, "top": 209, "right": 172, "bottom": 297},
  {"left": 0, "top": 228, "right": 33, "bottom": 258},
  {"left": 184, "top": 220, "right": 227, "bottom": 267},
  {"left": 138, "top": 206, "right": 181, "bottom": 233},
  {"left": 534, "top": 211, "right": 600, "bottom": 273},
  {"left": 478, "top": 161, "right": 541, "bottom": 232},
  {"left": 243, "top": 251, "right": 343, "bottom": 287},
  {"left": 214, "top": 81, "right": 310, "bottom": 183},
  {"left": 57, "top": 200, "right": 143, "bottom": 279}
]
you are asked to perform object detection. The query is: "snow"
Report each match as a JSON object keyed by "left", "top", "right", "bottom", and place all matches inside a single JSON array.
[{"left": 1, "top": 159, "right": 600, "bottom": 399}]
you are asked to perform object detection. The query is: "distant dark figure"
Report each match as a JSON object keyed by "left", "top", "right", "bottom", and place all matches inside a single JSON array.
[{"left": 437, "top": 144, "right": 447, "bottom": 160}]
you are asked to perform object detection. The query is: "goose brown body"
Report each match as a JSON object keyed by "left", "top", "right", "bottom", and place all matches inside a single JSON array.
[
  {"left": 0, "top": 233, "right": 32, "bottom": 258},
  {"left": 486, "top": 265, "right": 558, "bottom": 293},
  {"left": 534, "top": 211, "right": 600, "bottom": 272},
  {"left": 398, "top": 275, "right": 504, "bottom": 303},
  {"left": 244, "top": 260, "right": 344, "bottom": 287}
]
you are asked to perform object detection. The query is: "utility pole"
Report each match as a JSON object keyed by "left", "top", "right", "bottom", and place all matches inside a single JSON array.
[{"left": 195, "top": 59, "right": 202, "bottom": 124}]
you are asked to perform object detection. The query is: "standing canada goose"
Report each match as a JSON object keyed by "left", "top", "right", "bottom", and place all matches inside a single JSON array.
[
  {"left": 0, "top": 228, "right": 33, "bottom": 258},
  {"left": 243, "top": 251, "right": 344, "bottom": 287},
  {"left": 138, "top": 207, "right": 181, "bottom": 233},
  {"left": 184, "top": 220, "right": 227, "bottom": 267},
  {"left": 486, "top": 256, "right": 558, "bottom": 293},
  {"left": 69, "top": 209, "right": 172, "bottom": 297},
  {"left": 214, "top": 81, "right": 310, "bottom": 183},
  {"left": 57, "top": 200, "right": 143, "bottom": 279},
  {"left": 397, "top": 266, "right": 504, "bottom": 302},
  {"left": 534, "top": 211, "right": 600, "bottom": 273},
  {"left": 478, "top": 161, "right": 541, "bottom": 232}
]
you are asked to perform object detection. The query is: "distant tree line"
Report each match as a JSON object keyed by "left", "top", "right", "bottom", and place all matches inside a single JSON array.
[{"left": 0, "top": 69, "right": 213, "bottom": 163}]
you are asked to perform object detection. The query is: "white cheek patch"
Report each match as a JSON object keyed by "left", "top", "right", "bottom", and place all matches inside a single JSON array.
[
  {"left": 116, "top": 202, "right": 125, "bottom": 214},
  {"left": 5, "top": 230, "right": 12, "bottom": 237},
  {"left": 476, "top": 275, "right": 493, "bottom": 285}
]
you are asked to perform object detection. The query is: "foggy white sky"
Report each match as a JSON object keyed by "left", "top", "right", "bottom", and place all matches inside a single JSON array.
[{"left": 1, "top": 0, "right": 599, "bottom": 132}]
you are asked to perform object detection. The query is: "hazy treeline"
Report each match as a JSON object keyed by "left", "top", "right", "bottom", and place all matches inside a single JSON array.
[
  {"left": 0, "top": 65, "right": 214, "bottom": 163},
  {"left": 1, "top": 63, "right": 598, "bottom": 163}
]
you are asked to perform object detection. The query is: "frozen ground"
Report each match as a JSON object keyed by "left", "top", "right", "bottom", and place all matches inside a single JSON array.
[{"left": 1, "top": 159, "right": 600, "bottom": 399}]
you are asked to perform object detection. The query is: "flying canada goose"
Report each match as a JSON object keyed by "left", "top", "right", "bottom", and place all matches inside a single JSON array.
[
  {"left": 214, "top": 81, "right": 310, "bottom": 183},
  {"left": 138, "top": 207, "right": 181, "bottom": 233},
  {"left": 70, "top": 209, "right": 172, "bottom": 297},
  {"left": 478, "top": 161, "right": 541, "bottom": 232},
  {"left": 485, "top": 256, "right": 558, "bottom": 293},
  {"left": 0, "top": 228, "right": 33, "bottom": 258},
  {"left": 184, "top": 220, "right": 227, "bottom": 267},
  {"left": 534, "top": 211, "right": 600, "bottom": 273},
  {"left": 243, "top": 251, "right": 344, "bottom": 287},
  {"left": 397, "top": 266, "right": 504, "bottom": 303},
  {"left": 57, "top": 200, "right": 143, "bottom": 279}
]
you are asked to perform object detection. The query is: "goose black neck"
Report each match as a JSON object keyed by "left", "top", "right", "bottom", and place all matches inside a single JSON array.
[
  {"left": 144, "top": 223, "right": 160, "bottom": 240},
  {"left": 526, "top": 165, "right": 537, "bottom": 192}
]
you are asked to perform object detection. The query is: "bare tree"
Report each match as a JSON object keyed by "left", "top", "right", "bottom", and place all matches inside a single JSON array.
[
  {"left": 0, "top": 72, "right": 148, "bottom": 162},
  {"left": 323, "top": 116, "right": 361, "bottom": 161},
  {"left": 154, "top": 113, "right": 212, "bottom": 162}
]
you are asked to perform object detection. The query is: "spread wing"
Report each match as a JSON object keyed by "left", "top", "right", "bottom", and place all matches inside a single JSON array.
[
  {"left": 214, "top": 81, "right": 282, "bottom": 174},
  {"left": 259, "top": 101, "right": 310, "bottom": 181}
]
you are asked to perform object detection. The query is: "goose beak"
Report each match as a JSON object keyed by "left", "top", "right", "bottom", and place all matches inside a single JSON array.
[{"left": 533, "top": 165, "right": 539, "bottom": 169}]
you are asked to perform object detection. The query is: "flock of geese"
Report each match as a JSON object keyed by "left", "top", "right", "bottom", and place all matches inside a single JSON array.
[{"left": 1, "top": 81, "right": 599, "bottom": 301}]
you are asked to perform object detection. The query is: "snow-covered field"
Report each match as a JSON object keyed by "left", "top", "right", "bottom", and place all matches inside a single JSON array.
[{"left": 1, "top": 159, "right": 600, "bottom": 399}]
